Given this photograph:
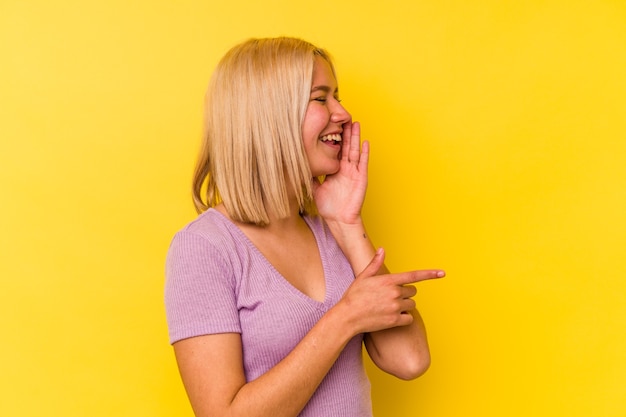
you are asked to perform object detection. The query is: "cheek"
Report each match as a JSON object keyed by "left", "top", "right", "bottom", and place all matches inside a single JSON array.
[{"left": 303, "top": 106, "right": 329, "bottom": 133}]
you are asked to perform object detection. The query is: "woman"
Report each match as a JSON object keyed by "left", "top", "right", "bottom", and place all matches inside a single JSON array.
[{"left": 165, "top": 37, "right": 444, "bottom": 417}]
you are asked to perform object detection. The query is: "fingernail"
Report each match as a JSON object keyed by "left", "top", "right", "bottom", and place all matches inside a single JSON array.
[{"left": 437, "top": 271, "right": 445, "bottom": 277}]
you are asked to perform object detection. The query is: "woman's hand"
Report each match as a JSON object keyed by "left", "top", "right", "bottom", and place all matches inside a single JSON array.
[
  {"left": 312, "top": 121, "right": 369, "bottom": 226},
  {"left": 337, "top": 248, "right": 445, "bottom": 335}
]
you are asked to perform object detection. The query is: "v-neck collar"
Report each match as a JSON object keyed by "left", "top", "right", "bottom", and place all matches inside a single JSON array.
[{"left": 207, "top": 208, "right": 333, "bottom": 308}]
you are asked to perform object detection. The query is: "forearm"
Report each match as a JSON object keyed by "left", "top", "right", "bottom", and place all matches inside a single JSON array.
[
  {"left": 195, "top": 306, "right": 354, "bottom": 417},
  {"left": 233, "top": 312, "right": 349, "bottom": 416},
  {"left": 324, "top": 218, "right": 431, "bottom": 379},
  {"left": 364, "top": 309, "right": 431, "bottom": 380},
  {"left": 324, "top": 218, "right": 387, "bottom": 275}
]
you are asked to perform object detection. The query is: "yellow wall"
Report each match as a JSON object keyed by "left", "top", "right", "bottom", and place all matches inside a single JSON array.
[{"left": 1, "top": 1, "right": 625, "bottom": 416}]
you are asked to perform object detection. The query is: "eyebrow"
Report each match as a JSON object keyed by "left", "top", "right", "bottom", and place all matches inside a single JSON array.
[{"left": 310, "top": 85, "right": 339, "bottom": 94}]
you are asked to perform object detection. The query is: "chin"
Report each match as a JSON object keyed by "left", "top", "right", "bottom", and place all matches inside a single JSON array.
[{"left": 312, "top": 165, "right": 340, "bottom": 177}]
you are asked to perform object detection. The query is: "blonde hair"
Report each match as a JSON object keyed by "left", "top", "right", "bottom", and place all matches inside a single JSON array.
[{"left": 192, "top": 37, "right": 334, "bottom": 226}]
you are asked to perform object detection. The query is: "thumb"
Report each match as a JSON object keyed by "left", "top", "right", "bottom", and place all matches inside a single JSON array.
[{"left": 356, "top": 247, "right": 386, "bottom": 279}]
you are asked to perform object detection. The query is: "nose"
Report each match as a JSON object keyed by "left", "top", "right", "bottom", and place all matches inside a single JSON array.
[{"left": 330, "top": 100, "right": 351, "bottom": 125}]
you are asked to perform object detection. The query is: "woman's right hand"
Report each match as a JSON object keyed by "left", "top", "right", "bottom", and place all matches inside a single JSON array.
[
  {"left": 337, "top": 248, "right": 444, "bottom": 335},
  {"left": 312, "top": 121, "right": 368, "bottom": 227}
]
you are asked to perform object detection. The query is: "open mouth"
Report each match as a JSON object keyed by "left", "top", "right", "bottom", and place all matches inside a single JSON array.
[{"left": 319, "top": 133, "right": 342, "bottom": 145}]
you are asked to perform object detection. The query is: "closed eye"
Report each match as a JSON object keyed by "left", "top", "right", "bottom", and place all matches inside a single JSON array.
[{"left": 312, "top": 96, "right": 341, "bottom": 103}]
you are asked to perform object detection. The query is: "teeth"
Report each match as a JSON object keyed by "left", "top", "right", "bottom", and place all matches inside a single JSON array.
[{"left": 320, "top": 133, "right": 342, "bottom": 142}]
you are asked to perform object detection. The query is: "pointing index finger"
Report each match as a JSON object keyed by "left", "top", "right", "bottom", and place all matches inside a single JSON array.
[{"left": 392, "top": 270, "right": 446, "bottom": 286}]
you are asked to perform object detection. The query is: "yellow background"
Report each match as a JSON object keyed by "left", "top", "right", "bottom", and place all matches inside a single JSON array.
[{"left": 1, "top": 0, "right": 625, "bottom": 416}]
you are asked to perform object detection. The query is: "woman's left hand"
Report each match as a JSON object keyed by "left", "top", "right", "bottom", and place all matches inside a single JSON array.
[{"left": 313, "top": 121, "right": 369, "bottom": 226}]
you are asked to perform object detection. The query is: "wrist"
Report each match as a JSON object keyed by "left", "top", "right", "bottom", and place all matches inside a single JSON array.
[
  {"left": 323, "top": 216, "right": 366, "bottom": 240},
  {"left": 325, "top": 297, "right": 361, "bottom": 339},
  {"left": 324, "top": 219, "right": 379, "bottom": 276}
]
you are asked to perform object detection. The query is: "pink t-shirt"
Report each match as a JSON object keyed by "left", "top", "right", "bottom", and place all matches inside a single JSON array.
[{"left": 165, "top": 209, "right": 372, "bottom": 416}]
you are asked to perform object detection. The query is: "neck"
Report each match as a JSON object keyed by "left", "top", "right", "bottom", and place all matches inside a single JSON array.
[
  {"left": 216, "top": 180, "right": 312, "bottom": 232},
  {"left": 264, "top": 194, "right": 303, "bottom": 229}
]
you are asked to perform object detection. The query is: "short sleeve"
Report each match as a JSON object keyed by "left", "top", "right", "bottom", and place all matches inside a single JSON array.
[{"left": 164, "top": 230, "right": 241, "bottom": 344}]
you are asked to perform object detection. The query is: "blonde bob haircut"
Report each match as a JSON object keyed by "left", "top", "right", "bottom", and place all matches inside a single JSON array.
[{"left": 192, "top": 37, "right": 335, "bottom": 226}]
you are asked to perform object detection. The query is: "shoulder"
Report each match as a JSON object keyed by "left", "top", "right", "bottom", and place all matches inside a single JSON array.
[
  {"left": 175, "top": 209, "right": 234, "bottom": 243},
  {"left": 166, "top": 209, "right": 247, "bottom": 280},
  {"left": 165, "top": 210, "right": 246, "bottom": 343},
  {"left": 169, "top": 209, "right": 240, "bottom": 254}
]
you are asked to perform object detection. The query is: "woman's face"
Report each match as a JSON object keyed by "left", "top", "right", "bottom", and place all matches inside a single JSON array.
[{"left": 302, "top": 56, "right": 351, "bottom": 177}]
